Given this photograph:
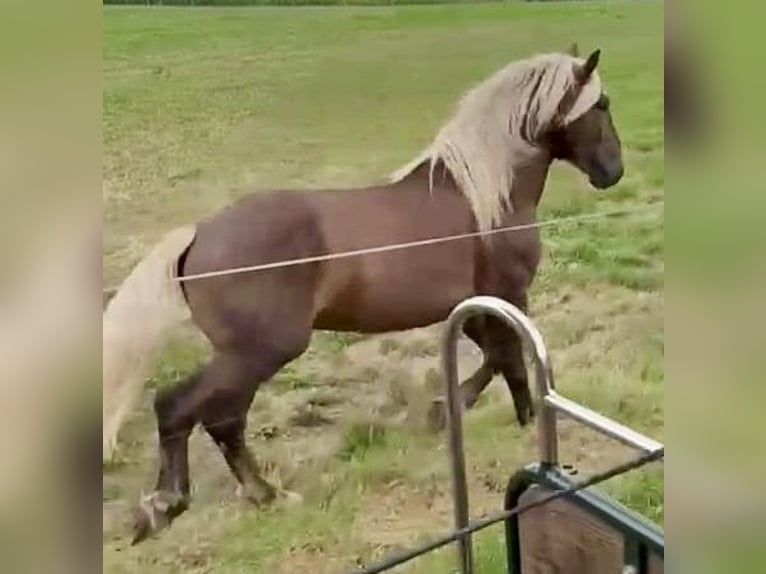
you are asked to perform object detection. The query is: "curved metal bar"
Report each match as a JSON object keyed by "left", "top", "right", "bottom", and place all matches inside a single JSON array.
[
  {"left": 440, "top": 295, "right": 558, "bottom": 574},
  {"left": 544, "top": 394, "right": 663, "bottom": 454}
]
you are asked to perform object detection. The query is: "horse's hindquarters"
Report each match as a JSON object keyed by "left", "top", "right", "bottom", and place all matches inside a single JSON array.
[{"left": 180, "top": 193, "right": 324, "bottom": 354}]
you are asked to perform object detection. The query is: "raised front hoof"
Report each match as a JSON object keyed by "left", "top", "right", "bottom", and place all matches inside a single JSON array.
[{"left": 131, "top": 491, "right": 187, "bottom": 545}]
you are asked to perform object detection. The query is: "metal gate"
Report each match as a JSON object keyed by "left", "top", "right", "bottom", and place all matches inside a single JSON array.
[{"left": 356, "top": 295, "right": 664, "bottom": 574}]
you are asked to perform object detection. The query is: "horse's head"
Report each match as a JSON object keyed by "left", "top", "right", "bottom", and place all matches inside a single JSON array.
[{"left": 549, "top": 48, "right": 624, "bottom": 190}]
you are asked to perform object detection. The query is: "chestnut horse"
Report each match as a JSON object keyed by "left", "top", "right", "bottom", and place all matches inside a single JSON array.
[{"left": 103, "top": 47, "right": 623, "bottom": 543}]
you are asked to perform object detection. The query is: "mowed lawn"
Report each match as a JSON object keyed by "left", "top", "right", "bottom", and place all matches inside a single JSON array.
[{"left": 103, "top": 2, "right": 663, "bottom": 573}]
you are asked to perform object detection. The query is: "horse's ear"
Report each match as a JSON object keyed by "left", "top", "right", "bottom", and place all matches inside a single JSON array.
[
  {"left": 576, "top": 49, "right": 601, "bottom": 84},
  {"left": 568, "top": 42, "right": 580, "bottom": 57}
]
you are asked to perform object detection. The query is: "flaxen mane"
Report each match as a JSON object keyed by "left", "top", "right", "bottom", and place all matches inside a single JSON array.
[{"left": 392, "top": 53, "right": 602, "bottom": 230}]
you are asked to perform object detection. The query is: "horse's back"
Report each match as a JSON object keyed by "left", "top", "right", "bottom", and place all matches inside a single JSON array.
[{"left": 194, "top": 190, "right": 323, "bottom": 259}]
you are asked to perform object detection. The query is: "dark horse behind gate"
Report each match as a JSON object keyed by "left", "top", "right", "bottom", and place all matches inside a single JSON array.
[{"left": 102, "top": 45, "right": 624, "bottom": 543}]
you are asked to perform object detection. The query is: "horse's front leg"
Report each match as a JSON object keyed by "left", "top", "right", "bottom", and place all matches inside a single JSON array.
[
  {"left": 480, "top": 290, "right": 535, "bottom": 426},
  {"left": 484, "top": 318, "right": 535, "bottom": 426},
  {"left": 428, "top": 298, "right": 536, "bottom": 429}
]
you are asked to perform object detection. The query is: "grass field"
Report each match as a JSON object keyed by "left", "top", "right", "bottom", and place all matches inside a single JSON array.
[{"left": 103, "top": 2, "right": 664, "bottom": 573}]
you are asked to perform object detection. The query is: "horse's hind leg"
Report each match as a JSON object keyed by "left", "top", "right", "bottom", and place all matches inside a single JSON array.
[
  {"left": 202, "top": 404, "right": 276, "bottom": 506},
  {"left": 133, "top": 331, "right": 310, "bottom": 544},
  {"left": 132, "top": 370, "right": 201, "bottom": 544},
  {"left": 197, "top": 352, "right": 301, "bottom": 506},
  {"left": 131, "top": 352, "right": 280, "bottom": 543}
]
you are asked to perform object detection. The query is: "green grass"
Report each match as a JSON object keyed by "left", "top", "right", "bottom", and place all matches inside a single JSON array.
[
  {"left": 103, "top": 2, "right": 664, "bottom": 573},
  {"left": 338, "top": 420, "right": 390, "bottom": 461}
]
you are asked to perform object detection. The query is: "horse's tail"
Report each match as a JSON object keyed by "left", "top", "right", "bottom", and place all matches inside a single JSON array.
[{"left": 102, "top": 225, "right": 197, "bottom": 461}]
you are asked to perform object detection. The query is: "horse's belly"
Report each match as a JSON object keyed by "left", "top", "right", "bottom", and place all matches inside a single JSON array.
[
  {"left": 316, "top": 294, "right": 463, "bottom": 333},
  {"left": 314, "top": 254, "right": 473, "bottom": 333},
  {"left": 355, "top": 292, "right": 463, "bottom": 332}
]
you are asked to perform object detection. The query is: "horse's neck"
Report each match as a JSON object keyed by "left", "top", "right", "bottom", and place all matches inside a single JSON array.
[
  {"left": 507, "top": 154, "right": 552, "bottom": 218},
  {"left": 395, "top": 156, "right": 551, "bottom": 225}
]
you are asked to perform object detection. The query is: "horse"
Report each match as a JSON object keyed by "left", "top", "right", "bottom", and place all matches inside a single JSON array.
[{"left": 102, "top": 46, "right": 623, "bottom": 543}]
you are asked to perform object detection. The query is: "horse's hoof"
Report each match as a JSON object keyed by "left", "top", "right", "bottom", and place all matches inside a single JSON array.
[
  {"left": 426, "top": 398, "right": 447, "bottom": 432},
  {"left": 131, "top": 506, "right": 155, "bottom": 545},
  {"left": 131, "top": 491, "right": 180, "bottom": 544}
]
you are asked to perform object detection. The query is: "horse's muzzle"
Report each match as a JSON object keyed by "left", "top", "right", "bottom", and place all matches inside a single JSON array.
[{"left": 590, "top": 163, "right": 624, "bottom": 189}]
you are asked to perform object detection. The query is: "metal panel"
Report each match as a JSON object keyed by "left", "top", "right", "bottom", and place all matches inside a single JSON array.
[{"left": 504, "top": 464, "right": 664, "bottom": 574}]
